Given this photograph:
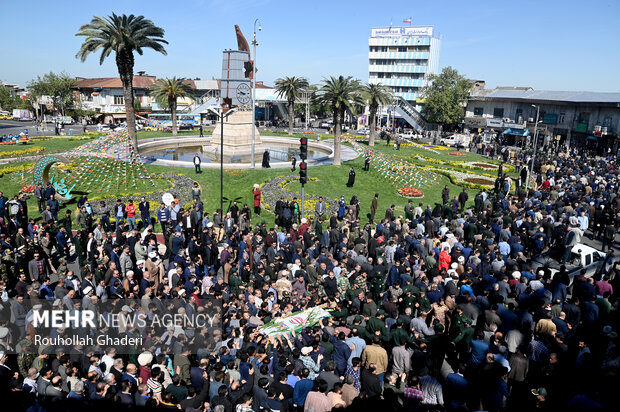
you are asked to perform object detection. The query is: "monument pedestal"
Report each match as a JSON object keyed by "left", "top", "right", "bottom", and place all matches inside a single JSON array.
[{"left": 211, "top": 108, "right": 261, "bottom": 151}]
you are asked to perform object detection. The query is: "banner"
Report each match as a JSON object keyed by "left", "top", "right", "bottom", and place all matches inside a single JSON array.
[{"left": 259, "top": 307, "right": 331, "bottom": 338}]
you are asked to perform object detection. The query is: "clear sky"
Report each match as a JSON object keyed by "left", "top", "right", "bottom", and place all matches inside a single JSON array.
[{"left": 2, "top": 0, "right": 619, "bottom": 92}]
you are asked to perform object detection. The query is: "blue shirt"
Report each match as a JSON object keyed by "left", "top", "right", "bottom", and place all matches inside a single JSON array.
[{"left": 293, "top": 379, "right": 313, "bottom": 406}]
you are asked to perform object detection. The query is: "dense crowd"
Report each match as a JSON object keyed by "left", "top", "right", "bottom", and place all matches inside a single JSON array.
[{"left": 0, "top": 146, "right": 619, "bottom": 412}]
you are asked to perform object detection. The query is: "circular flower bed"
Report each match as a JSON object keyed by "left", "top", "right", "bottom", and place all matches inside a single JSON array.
[
  {"left": 471, "top": 162, "right": 497, "bottom": 169},
  {"left": 397, "top": 187, "right": 424, "bottom": 198},
  {"left": 449, "top": 152, "right": 466, "bottom": 156},
  {"left": 464, "top": 177, "right": 494, "bottom": 186}
]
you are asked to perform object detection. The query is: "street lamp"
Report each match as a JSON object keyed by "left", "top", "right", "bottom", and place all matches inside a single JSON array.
[
  {"left": 208, "top": 107, "right": 237, "bottom": 214},
  {"left": 251, "top": 19, "right": 261, "bottom": 169},
  {"left": 526, "top": 104, "right": 540, "bottom": 190}
]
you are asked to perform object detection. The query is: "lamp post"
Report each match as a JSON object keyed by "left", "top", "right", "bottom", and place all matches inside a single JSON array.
[
  {"left": 251, "top": 19, "right": 261, "bottom": 169},
  {"left": 526, "top": 104, "right": 540, "bottom": 191},
  {"left": 208, "top": 107, "right": 237, "bottom": 214}
]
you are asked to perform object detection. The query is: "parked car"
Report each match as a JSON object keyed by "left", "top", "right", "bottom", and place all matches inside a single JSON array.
[
  {"left": 440, "top": 133, "right": 471, "bottom": 148},
  {"left": 356, "top": 128, "right": 370, "bottom": 135}
]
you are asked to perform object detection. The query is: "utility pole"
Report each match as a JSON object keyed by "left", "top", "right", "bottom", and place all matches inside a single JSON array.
[
  {"left": 526, "top": 104, "right": 540, "bottom": 191},
  {"left": 250, "top": 19, "right": 261, "bottom": 168}
]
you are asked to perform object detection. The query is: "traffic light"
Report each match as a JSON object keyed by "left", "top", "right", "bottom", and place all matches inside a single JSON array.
[
  {"left": 299, "top": 161, "right": 307, "bottom": 185},
  {"left": 300, "top": 137, "right": 308, "bottom": 160}
]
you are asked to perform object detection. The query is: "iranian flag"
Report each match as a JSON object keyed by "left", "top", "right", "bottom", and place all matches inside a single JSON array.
[
  {"left": 259, "top": 307, "right": 331, "bottom": 338},
  {"left": 403, "top": 18, "right": 412, "bottom": 24}
]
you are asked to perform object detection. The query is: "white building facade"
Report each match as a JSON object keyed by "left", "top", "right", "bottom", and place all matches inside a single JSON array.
[{"left": 368, "top": 26, "right": 441, "bottom": 110}]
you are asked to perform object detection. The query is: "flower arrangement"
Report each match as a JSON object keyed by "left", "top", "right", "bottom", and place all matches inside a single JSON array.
[
  {"left": 0, "top": 146, "right": 44, "bottom": 158},
  {"left": 0, "top": 163, "right": 35, "bottom": 177},
  {"left": 449, "top": 152, "right": 466, "bottom": 156},
  {"left": 21, "top": 185, "right": 35, "bottom": 194},
  {"left": 397, "top": 187, "right": 424, "bottom": 198}
]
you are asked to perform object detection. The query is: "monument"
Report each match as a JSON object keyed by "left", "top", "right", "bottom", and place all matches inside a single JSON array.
[{"left": 210, "top": 25, "right": 262, "bottom": 158}]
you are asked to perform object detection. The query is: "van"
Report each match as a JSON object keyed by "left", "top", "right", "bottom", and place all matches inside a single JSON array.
[{"left": 440, "top": 134, "right": 471, "bottom": 148}]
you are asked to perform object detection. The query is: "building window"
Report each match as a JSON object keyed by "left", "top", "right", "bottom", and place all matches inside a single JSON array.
[
  {"left": 474, "top": 107, "right": 483, "bottom": 117},
  {"left": 493, "top": 108, "right": 504, "bottom": 118},
  {"left": 558, "top": 112, "right": 565, "bottom": 124},
  {"left": 113, "top": 95, "right": 124, "bottom": 105}
]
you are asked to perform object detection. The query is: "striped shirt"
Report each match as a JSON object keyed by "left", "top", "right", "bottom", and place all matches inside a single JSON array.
[{"left": 146, "top": 377, "right": 162, "bottom": 396}]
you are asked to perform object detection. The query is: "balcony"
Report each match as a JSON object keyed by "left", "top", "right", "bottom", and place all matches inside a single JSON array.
[
  {"left": 368, "top": 51, "right": 430, "bottom": 60},
  {"left": 368, "top": 64, "right": 426, "bottom": 74},
  {"left": 368, "top": 78, "right": 424, "bottom": 88}
]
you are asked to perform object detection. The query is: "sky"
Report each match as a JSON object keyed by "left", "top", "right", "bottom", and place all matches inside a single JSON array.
[{"left": 1, "top": 0, "right": 619, "bottom": 92}]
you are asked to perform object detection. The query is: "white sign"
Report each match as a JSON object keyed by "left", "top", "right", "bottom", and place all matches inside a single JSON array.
[
  {"left": 162, "top": 193, "right": 174, "bottom": 206},
  {"left": 371, "top": 26, "right": 433, "bottom": 38}
]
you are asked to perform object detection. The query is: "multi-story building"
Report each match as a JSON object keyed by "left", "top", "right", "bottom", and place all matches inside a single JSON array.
[
  {"left": 465, "top": 87, "right": 620, "bottom": 153},
  {"left": 368, "top": 26, "right": 441, "bottom": 112},
  {"left": 73, "top": 75, "right": 160, "bottom": 123}
]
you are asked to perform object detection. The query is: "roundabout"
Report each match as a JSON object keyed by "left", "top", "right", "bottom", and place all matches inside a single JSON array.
[{"left": 138, "top": 135, "right": 334, "bottom": 168}]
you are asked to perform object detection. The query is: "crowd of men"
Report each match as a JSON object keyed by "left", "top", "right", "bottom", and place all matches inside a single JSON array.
[{"left": 0, "top": 146, "right": 618, "bottom": 412}]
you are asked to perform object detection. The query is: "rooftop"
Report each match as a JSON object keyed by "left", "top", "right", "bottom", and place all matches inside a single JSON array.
[{"left": 470, "top": 88, "right": 620, "bottom": 104}]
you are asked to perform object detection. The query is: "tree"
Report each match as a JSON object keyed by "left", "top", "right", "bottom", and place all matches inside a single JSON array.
[
  {"left": 274, "top": 76, "right": 309, "bottom": 135},
  {"left": 316, "top": 76, "right": 363, "bottom": 166},
  {"left": 363, "top": 83, "right": 392, "bottom": 146},
  {"left": 421, "top": 66, "right": 471, "bottom": 127},
  {"left": 28, "top": 71, "right": 76, "bottom": 116},
  {"left": 0, "top": 85, "right": 31, "bottom": 112},
  {"left": 150, "top": 77, "right": 193, "bottom": 135},
  {"left": 75, "top": 13, "right": 168, "bottom": 149}
]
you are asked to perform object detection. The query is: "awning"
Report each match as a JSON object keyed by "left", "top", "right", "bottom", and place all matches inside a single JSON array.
[{"left": 504, "top": 128, "right": 530, "bottom": 136}]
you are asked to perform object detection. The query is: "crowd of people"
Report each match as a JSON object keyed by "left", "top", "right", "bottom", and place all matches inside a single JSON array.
[{"left": 0, "top": 145, "right": 618, "bottom": 412}]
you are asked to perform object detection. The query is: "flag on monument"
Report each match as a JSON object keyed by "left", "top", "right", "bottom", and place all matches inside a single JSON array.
[
  {"left": 259, "top": 306, "right": 331, "bottom": 338},
  {"left": 403, "top": 18, "right": 412, "bottom": 24}
]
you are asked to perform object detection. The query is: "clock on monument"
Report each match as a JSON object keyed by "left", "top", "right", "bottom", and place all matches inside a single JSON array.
[{"left": 236, "top": 83, "right": 251, "bottom": 105}]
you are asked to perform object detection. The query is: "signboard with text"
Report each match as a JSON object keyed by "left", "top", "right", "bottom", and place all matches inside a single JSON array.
[{"left": 371, "top": 26, "right": 433, "bottom": 38}]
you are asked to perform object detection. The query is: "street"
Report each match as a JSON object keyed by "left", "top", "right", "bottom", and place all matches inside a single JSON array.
[{"left": 0, "top": 119, "right": 87, "bottom": 137}]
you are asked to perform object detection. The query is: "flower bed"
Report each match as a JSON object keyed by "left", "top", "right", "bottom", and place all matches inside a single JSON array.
[
  {"left": 0, "top": 146, "right": 44, "bottom": 158},
  {"left": 471, "top": 162, "right": 497, "bottom": 169},
  {"left": 0, "top": 163, "right": 35, "bottom": 177},
  {"left": 261, "top": 175, "right": 338, "bottom": 220},
  {"left": 449, "top": 152, "right": 466, "bottom": 156},
  {"left": 422, "top": 144, "right": 449, "bottom": 151},
  {"left": 464, "top": 177, "right": 495, "bottom": 186},
  {"left": 21, "top": 185, "right": 35, "bottom": 194},
  {"left": 397, "top": 187, "right": 424, "bottom": 198}
]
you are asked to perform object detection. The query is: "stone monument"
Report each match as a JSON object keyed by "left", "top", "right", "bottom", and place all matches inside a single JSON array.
[{"left": 210, "top": 26, "right": 262, "bottom": 158}]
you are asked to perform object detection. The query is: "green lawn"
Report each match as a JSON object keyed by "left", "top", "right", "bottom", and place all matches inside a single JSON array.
[
  {"left": 356, "top": 139, "right": 495, "bottom": 163},
  {"left": 0, "top": 138, "right": 86, "bottom": 155},
  {"left": 0, "top": 135, "right": 484, "bottom": 227}
]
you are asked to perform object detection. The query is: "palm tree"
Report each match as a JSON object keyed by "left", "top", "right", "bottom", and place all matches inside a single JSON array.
[
  {"left": 150, "top": 77, "right": 194, "bottom": 135},
  {"left": 274, "top": 76, "right": 309, "bottom": 135},
  {"left": 316, "top": 76, "right": 363, "bottom": 165},
  {"left": 363, "top": 83, "right": 392, "bottom": 146},
  {"left": 75, "top": 13, "right": 168, "bottom": 149}
]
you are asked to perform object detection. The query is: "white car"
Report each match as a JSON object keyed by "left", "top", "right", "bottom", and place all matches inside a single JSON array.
[
  {"left": 356, "top": 128, "right": 370, "bottom": 135},
  {"left": 441, "top": 134, "right": 471, "bottom": 147}
]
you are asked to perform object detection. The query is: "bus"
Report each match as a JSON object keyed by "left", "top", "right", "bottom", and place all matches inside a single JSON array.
[{"left": 147, "top": 113, "right": 201, "bottom": 129}]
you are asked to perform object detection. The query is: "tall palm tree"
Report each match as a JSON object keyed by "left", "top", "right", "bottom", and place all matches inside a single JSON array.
[
  {"left": 150, "top": 77, "right": 194, "bottom": 135},
  {"left": 316, "top": 76, "right": 363, "bottom": 165},
  {"left": 274, "top": 76, "right": 309, "bottom": 135},
  {"left": 75, "top": 13, "right": 168, "bottom": 149},
  {"left": 363, "top": 83, "right": 392, "bottom": 146}
]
